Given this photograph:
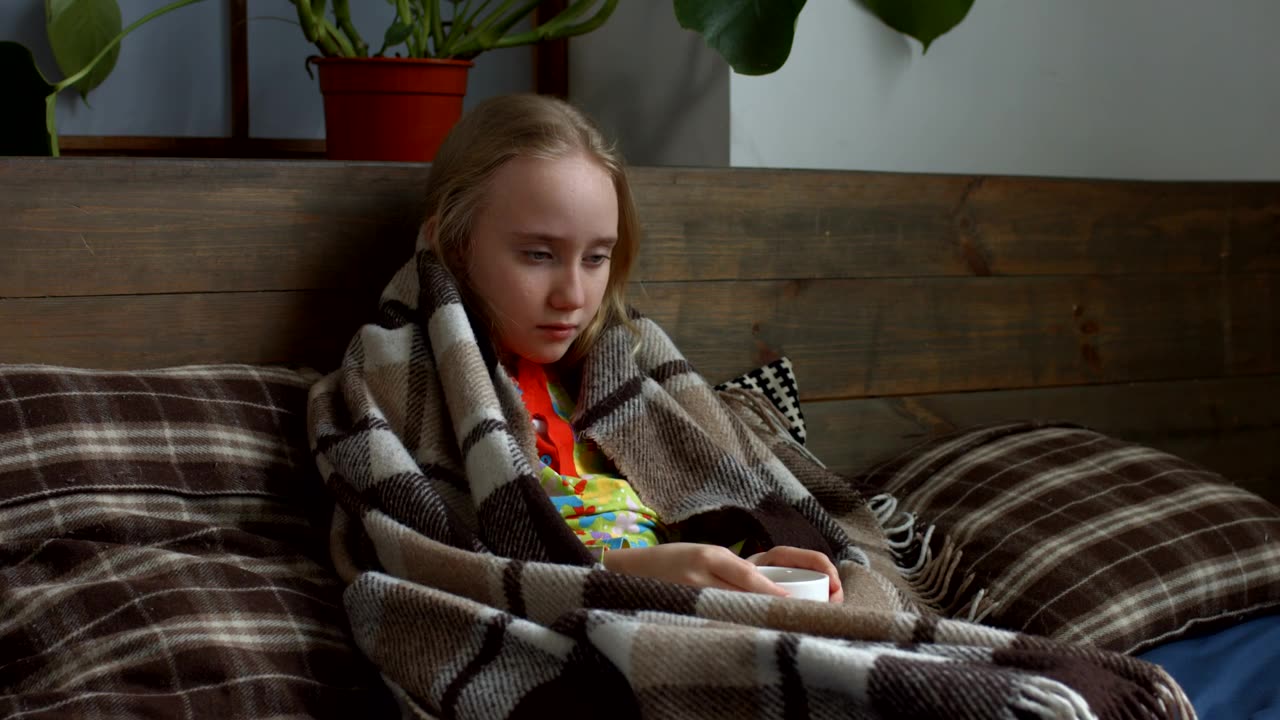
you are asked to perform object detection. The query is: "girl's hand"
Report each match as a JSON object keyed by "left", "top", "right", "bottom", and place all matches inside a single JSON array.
[
  {"left": 747, "top": 546, "right": 844, "bottom": 603},
  {"left": 602, "top": 542, "right": 791, "bottom": 597}
]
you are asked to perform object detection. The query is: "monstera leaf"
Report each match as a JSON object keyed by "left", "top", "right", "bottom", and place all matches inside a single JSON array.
[
  {"left": 673, "top": 0, "right": 975, "bottom": 75},
  {"left": 861, "top": 0, "right": 975, "bottom": 52},
  {"left": 0, "top": 41, "right": 57, "bottom": 156},
  {"left": 672, "top": 0, "right": 806, "bottom": 76},
  {"left": 46, "top": 0, "right": 123, "bottom": 101}
]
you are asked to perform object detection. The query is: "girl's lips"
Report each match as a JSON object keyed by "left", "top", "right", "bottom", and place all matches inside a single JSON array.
[{"left": 538, "top": 324, "right": 577, "bottom": 339}]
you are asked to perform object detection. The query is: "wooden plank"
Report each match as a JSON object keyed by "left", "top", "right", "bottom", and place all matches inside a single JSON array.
[
  {"left": 633, "top": 170, "right": 1259, "bottom": 281},
  {"left": 633, "top": 274, "right": 1276, "bottom": 399},
  {"left": 1, "top": 159, "right": 418, "bottom": 297},
  {"left": 801, "top": 376, "right": 1280, "bottom": 505},
  {"left": 1232, "top": 183, "right": 1280, "bottom": 272},
  {"left": 1229, "top": 273, "right": 1278, "bottom": 375},
  {"left": 0, "top": 291, "right": 374, "bottom": 371},
  {"left": 3, "top": 273, "right": 1274, "bottom": 397},
  {"left": 5, "top": 159, "right": 1277, "bottom": 298}
]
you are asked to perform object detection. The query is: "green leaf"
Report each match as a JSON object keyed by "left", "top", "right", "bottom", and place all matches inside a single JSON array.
[
  {"left": 860, "top": 0, "right": 974, "bottom": 52},
  {"left": 384, "top": 20, "right": 413, "bottom": 47},
  {"left": 46, "top": 0, "right": 76, "bottom": 20},
  {"left": 673, "top": 0, "right": 806, "bottom": 76},
  {"left": 0, "top": 41, "right": 57, "bottom": 156},
  {"left": 46, "top": 0, "right": 123, "bottom": 101}
]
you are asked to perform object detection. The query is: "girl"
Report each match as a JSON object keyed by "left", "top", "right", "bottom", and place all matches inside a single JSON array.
[
  {"left": 306, "top": 94, "right": 1194, "bottom": 720},
  {"left": 421, "top": 93, "right": 843, "bottom": 601}
]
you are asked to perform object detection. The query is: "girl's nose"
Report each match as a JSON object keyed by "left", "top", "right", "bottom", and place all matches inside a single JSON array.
[{"left": 550, "top": 265, "right": 585, "bottom": 310}]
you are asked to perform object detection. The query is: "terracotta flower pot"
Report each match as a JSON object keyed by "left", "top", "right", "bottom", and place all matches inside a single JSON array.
[{"left": 311, "top": 56, "right": 474, "bottom": 162}]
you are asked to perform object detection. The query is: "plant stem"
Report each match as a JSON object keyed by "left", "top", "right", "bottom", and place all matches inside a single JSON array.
[
  {"left": 534, "top": 0, "right": 616, "bottom": 37},
  {"left": 442, "top": 0, "right": 482, "bottom": 54},
  {"left": 320, "top": 16, "right": 357, "bottom": 56},
  {"left": 309, "top": 0, "right": 327, "bottom": 42},
  {"left": 331, "top": 0, "right": 368, "bottom": 56},
  {"left": 292, "top": 0, "right": 318, "bottom": 42},
  {"left": 394, "top": 0, "right": 421, "bottom": 56},
  {"left": 46, "top": 93, "right": 60, "bottom": 157},
  {"left": 452, "top": 0, "right": 615, "bottom": 57},
  {"left": 410, "top": 22, "right": 425, "bottom": 57},
  {"left": 419, "top": 0, "right": 435, "bottom": 55},
  {"left": 448, "top": 0, "right": 526, "bottom": 56}
]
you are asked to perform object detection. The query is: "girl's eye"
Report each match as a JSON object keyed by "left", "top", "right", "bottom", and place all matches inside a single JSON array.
[
  {"left": 585, "top": 254, "right": 611, "bottom": 266},
  {"left": 523, "top": 250, "right": 553, "bottom": 262}
]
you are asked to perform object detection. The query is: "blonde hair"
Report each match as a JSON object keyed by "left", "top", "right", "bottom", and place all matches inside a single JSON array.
[{"left": 423, "top": 93, "right": 640, "bottom": 369}]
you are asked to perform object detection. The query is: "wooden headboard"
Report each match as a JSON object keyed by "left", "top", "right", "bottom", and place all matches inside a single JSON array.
[{"left": 2, "top": 157, "right": 1277, "bottom": 500}]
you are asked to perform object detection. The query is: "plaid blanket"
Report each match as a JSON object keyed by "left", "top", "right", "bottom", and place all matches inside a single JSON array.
[{"left": 308, "top": 246, "right": 1195, "bottom": 719}]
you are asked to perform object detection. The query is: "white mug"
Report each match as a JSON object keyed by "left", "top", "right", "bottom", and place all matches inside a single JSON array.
[{"left": 755, "top": 566, "right": 830, "bottom": 602}]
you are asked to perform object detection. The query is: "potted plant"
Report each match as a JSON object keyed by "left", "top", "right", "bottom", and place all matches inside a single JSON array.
[
  {"left": 2, "top": 0, "right": 973, "bottom": 159},
  {"left": 287, "top": 0, "right": 620, "bottom": 162}
]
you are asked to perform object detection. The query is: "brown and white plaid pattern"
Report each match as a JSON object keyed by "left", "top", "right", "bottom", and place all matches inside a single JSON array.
[
  {"left": 855, "top": 421, "right": 1280, "bottom": 655},
  {"left": 309, "top": 246, "right": 1194, "bottom": 719},
  {"left": 0, "top": 364, "right": 394, "bottom": 719}
]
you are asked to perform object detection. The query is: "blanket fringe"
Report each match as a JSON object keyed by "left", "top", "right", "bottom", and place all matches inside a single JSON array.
[
  {"left": 1012, "top": 677, "right": 1098, "bottom": 720},
  {"left": 1156, "top": 679, "right": 1200, "bottom": 720},
  {"left": 868, "top": 494, "right": 995, "bottom": 622},
  {"left": 716, "top": 386, "right": 831, "bottom": 470}
]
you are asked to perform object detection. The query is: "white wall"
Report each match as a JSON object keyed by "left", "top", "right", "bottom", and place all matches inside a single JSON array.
[
  {"left": 730, "top": 0, "right": 1280, "bottom": 180},
  {"left": 569, "top": 1, "right": 728, "bottom": 167}
]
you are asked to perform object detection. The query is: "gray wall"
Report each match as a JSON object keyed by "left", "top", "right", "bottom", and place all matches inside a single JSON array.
[
  {"left": 1, "top": 0, "right": 533, "bottom": 138},
  {"left": 3, "top": 0, "right": 231, "bottom": 136},
  {"left": 569, "top": 1, "right": 728, "bottom": 167}
]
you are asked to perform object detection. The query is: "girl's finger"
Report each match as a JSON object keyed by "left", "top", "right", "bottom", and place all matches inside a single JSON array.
[
  {"left": 712, "top": 558, "right": 790, "bottom": 597},
  {"left": 752, "top": 547, "right": 843, "bottom": 600}
]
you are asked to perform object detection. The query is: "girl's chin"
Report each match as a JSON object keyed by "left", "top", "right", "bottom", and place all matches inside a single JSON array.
[{"left": 508, "top": 343, "right": 572, "bottom": 366}]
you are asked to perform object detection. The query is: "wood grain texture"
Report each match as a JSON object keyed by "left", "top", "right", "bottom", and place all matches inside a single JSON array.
[
  {"left": 5, "top": 159, "right": 1277, "bottom": 298},
  {"left": 634, "top": 274, "right": 1277, "bottom": 399},
  {"left": 0, "top": 291, "right": 372, "bottom": 371},
  {"left": 1, "top": 159, "right": 420, "bottom": 297},
  {"left": 631, "top": 171, "right": 1269, "bottom": 280},
  {"left": 803, "top": 376, "right": 1280, "bottom": 504},
  {"left": 3, "top": 273, "right": 1275, "bottom": 399}
]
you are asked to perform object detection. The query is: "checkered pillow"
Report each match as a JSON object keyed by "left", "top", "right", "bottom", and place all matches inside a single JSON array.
[
  {"left": 854, "top": 421, "right": 1280, "bottom": 655},
  {"left": 0, "top": 364, "right": 394, "bottom": 719},
  {"left": 715, "top": 357, "right": 807, "bottom": 445}
]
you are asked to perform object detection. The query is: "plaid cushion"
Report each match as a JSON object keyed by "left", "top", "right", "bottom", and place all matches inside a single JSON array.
[
  {"left": 0, "top": 364, "right": 394, "bottom": 719},
  {"left": 854, "top": 421, "right": 1280, "bottom": 655}
]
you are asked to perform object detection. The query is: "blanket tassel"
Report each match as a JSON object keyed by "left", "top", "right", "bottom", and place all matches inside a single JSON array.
[{"left": 868, "top": 494, "right": 995, "bottom": 621}]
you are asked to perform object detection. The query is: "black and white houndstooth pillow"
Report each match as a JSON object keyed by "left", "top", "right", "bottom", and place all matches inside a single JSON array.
[{"left": 715, "top": 357, "right": 807, "bottom": 445}]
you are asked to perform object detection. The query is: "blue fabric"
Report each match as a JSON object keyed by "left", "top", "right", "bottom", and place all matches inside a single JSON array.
[{"left": 1137, "top": 613, "right": 1280, "bottom": 720}]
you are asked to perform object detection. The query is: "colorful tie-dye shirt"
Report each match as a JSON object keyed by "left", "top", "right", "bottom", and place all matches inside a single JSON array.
[{"left": 514, "top": 359, "right": 666, "bottom": 561}]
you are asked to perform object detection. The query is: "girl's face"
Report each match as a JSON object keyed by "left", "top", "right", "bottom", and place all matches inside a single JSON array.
[{"left": 464, "top": 152, "right": 618, "bottom": 365}]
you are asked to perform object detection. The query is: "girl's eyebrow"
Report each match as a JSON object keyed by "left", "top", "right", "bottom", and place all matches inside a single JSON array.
[{"left": 510, "top": 231, "right": 617, "bottom": 246}]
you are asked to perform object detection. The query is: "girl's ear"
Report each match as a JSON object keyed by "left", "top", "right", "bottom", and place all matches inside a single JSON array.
[{"left": 420, "top": 216, "right": 441, "bottom": 254}]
